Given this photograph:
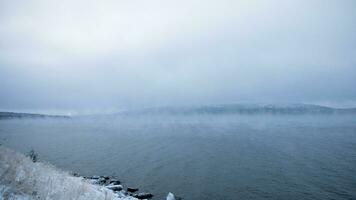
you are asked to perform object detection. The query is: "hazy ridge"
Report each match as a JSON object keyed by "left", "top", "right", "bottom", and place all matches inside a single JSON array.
[
  {"left": 115, "top": 104, "right": 356, "bottom": 116},
  {"left": 0, "top": 112, "right": 70, "bottom": 120},
  {"left": 2, "top": 104, "right": 356, "bottom": 119}
]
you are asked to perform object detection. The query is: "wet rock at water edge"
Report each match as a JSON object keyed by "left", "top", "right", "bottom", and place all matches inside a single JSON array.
[
  {"left": 127, "top": 187, "right": 139, "bottom": 193},
  {"left": 88, "top": 175, "right": 100, "bottom": 179},
  {"left": 106, "top": 185, "right": 123, "bottom": 192},
  {"left": 97, "top": 177, "right": 108, "bottom": 185},
  {"left": 133, "top": 192, "right": 153, "bottom": 199},
  {"left": 81, "top": 174, "right": 155, "bottom": 199},
  {"left": 109, "top": 179, "right": 121, "bottom": 185}
]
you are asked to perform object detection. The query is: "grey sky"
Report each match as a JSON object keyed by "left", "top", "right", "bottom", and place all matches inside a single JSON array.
[{"left": 1, "top": 0, "right": 356, "bottom": 113}]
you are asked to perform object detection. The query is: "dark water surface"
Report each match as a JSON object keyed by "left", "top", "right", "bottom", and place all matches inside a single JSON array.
[{"left": 1, "top": 114, "right": 356, "bottom": 199}]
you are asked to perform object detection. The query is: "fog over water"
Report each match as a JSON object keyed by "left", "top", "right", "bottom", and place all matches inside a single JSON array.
[
  {"left": 1, "top": 0, "right": 356, "bottom": 113},
  {"left": 1, "top": 113, "right": 356, "bottom": 199},
  {"left": 1, "top": 1, "right": 356, "bottom": 200}
]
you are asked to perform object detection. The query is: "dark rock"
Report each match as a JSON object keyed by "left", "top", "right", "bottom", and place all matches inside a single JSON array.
[
  {"left": 97, "top": 178, "right": 107, "bottom": 185},
  {"left": 133, "top": 192, "right": 153, "bottom": 199},
  {"left": 27, "top": 149, "right": 38, "bottom": 162},
  {"left": 72, "top": 173, "right": 80, "bottom": 177},
  {"left": 109, "top": 180, "right": 121, "bottom": 185},
  {"left": 106, "top": 185, "right": 123, "bottom": 192},
  {"left": 89, "top": 176, "right": 100, "bottom": 179},
  {"left": 127, "top": 187, "right": 139, "bottom": 193}
]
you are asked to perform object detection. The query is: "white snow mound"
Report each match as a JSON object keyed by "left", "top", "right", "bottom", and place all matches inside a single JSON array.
[{"left": 0, "top": 147, "right": 137, "bottom": 200}]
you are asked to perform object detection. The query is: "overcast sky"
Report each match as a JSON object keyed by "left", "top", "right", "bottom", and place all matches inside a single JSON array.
[{"left": 1, "top": 0, "right": 356, "bottom": 113}]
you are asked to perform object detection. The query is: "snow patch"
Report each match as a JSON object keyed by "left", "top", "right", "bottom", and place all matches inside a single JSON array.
[
  {"left": 0, "top": 147, "right": 137, "bottom": 200},
  {"left": 166, "top": 192, "right": 175, "bottom": 200}
]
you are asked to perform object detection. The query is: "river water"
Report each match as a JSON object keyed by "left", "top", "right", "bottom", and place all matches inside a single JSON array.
[{"left": 1, "top": 113, "right": 355, "bottom": 199}]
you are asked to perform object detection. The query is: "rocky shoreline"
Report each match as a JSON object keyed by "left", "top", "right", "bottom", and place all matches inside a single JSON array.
[
  {"left": 79, "top": 174, "right": 155, "bottom": 199},
  {"left": 70, "top": 173, "right": 180, "bottom": 200}
]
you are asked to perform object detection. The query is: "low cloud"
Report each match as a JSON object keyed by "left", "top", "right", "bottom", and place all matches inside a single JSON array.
[{"left": 1, "top": 0, "right": 356, "bottom": 112}]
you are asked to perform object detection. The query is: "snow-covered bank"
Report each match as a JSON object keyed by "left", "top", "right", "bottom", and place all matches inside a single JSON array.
[{"left": 0, "top": 147, "right": 137, "bottom": 200}]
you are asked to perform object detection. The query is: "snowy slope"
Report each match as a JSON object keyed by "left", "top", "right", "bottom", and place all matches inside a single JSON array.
[{"left": 0, "top": 147, "right": 137, "bottom": 200}]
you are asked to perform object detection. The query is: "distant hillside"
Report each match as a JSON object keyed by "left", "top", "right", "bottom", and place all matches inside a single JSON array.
[
  {"left": 0, "top": 112, "right": 70, "bottom": 120},
  {"left": 2, "top": 104, "right": 356, "bottom": 119},
  {"left": 116, "top": 104, "right": 356, "bottom": 116}
]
